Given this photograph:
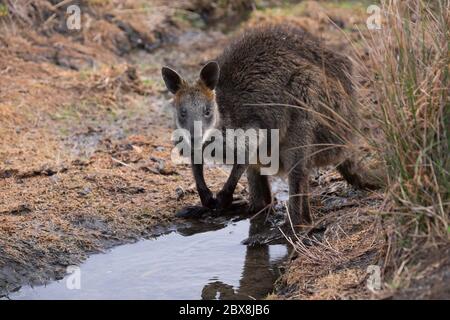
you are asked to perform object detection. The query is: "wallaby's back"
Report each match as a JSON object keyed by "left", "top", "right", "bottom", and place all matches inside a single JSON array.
[
  {"left": 218, "top": 24, "right": 353, "bottom": 96},
  {"left": 215, "top": 24, "right": 357, "bottom": 170}
]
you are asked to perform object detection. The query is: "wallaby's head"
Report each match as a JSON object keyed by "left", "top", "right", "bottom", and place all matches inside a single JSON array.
[{"left": 161, "top": 61, "right": 220, "bottom": 145}]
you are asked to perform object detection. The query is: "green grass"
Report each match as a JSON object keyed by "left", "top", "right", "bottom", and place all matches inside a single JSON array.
[
  {"left": 324, "top": 0, "right": 374, "bottom": 10},
  {"left": 172, "top": 9, "right": 206, "bottom": 29},
  {"left": 0, "top": 4, "right": 8, "bottom": 17},
  {"left": 254, "top": 0, "right": 372, "bottom": 17},
  {"left": 52, "top": 103, "right": 83, "bottom": 121}
]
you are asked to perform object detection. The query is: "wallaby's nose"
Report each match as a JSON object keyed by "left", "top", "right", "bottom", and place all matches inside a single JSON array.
[{"left": 190, "top": 121, "right": 205, "bottom": 148}]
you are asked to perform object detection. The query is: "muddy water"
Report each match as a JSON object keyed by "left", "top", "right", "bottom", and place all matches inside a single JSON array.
[{"left": 8, "top": 217, "right": 288, "bottom": 300}]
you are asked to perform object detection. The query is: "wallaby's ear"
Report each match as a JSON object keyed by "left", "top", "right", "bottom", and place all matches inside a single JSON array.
[
  {"left": 199, "top": 61, "right": 220, "bottom": 90},
  {"left": 162, "top": 67, "right": 184, "bottom": 94}
]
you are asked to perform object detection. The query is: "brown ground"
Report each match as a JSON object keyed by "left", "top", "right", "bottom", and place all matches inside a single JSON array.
[
  {"left": 0, "top": 0, "right": 448, "bottom": 299},
  {"left": 0, "top": 0, "right": 232, "bottom": 295}
]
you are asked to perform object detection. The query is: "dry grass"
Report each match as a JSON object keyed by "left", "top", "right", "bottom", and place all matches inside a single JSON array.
[
  {"left": 0, "top": 0, "right": 236, "bottom": 295},
  {"left": 268, "top": 0, "right": 449, "bottom": 299},
  {"left": 280, "top": 205, "right": 385, "bottom": 300},
  {"left": 306, "top": 0, "right": 450, "bottom": 295},
  {"left": 353, "top": 0, "right": 449, "bottom": 290}
]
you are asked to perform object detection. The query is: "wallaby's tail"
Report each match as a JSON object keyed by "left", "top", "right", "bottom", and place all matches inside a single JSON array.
[{"left": 337, "top": 158, "right": 386, "bottom": 190}]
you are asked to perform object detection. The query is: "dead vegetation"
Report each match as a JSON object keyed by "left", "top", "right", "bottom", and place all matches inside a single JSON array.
[
  {"left": 0, "top": 0, "right": 229, "bottom": 295},
  {"left": 360, "top": 0, "right": 449, "bottom": 297},
  {"left": 275, "top": 180, "right": 386, "bottom": 299},
  {"left": 267, "top": 0, "right": 449, "bottom": 299}
]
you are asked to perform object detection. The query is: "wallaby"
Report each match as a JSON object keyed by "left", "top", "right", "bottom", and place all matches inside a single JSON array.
[{"left": 162, "top": 24, "right": 378, "bottom": 226}]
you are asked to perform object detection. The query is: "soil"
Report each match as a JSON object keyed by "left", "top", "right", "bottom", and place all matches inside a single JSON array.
[
  {"left": 0, "top": 0, "right": 448, "bottom": 299},
  {"left": 0, "top": 0, "right": 233, "bottom": 296}
]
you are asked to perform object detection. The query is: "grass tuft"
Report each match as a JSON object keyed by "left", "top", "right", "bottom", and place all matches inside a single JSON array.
[{"left": 356, "top": 0, "right": 449, "bottom": 281}]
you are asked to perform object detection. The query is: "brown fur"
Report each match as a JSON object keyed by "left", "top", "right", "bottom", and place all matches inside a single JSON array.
[
  {"left": 212, "top": 24, "right": 368, "bottom": 223},
  {"left": 162, "top": 24, "right": 378, "bottom": 225},
  {"left": 197, "top": 81, "right": 216, "bottom": 100}
]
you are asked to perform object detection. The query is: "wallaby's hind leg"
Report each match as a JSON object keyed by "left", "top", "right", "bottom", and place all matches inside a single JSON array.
[
  {"left": 301, "top": 182, "right": 311, "bottom": 223},
  {"left": 287, "top": 167, "right": 312, "bottom": 226},
  {"left": 247, "top": 166, "right": 272, "bottom": 214},
  {"left": 337, "top": 158, "right": 381, "bottom": 190}
]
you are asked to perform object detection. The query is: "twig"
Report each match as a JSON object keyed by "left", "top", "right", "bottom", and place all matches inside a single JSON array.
[{"left": 111, "top": 157, "right": 136, "bottom": 170}]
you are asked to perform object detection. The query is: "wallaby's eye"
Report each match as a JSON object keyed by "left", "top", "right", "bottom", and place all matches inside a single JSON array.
[
  {"left": 179, "top": 107, "right": 187, "bottom": 118},
  {"left": 203, "top": 106, "right": 212, "bottom": 118}
]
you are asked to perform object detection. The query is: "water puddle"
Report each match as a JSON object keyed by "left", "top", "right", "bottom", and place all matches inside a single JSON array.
[{"left": 8, "top": 218, "right": 288, "bottom": 300}]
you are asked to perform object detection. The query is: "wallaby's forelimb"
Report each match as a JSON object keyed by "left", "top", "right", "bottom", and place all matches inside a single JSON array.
[
  {"left": 192, "top": 163, "right": 216, "bottom": 208},
  {"left": 216, "top": 164, "right": 248, "bottom": 209}
]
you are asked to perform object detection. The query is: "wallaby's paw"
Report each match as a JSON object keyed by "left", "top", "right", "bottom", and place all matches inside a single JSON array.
[
  {"left": 176, "top": 198, "right": 249, "bottom": 219},
  {"left": 248, "top": 201, "right": 272, "bottom": 215},
  {"left": 215, "top": 191, "right": 233, "bottom": 209},
  {"left": 175, "top": 205, "right": 210, "bottom": 218},
  {"left": 201, "top": 194, "right": 218, "bottom": 209}
]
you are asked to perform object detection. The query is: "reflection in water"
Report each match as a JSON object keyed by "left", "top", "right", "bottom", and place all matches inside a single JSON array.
[
  {"left": 8, "top": 215, "right": 288, "bottom": 300},
  {"left": 202, "top": 215, "right": 286, "bottom": 300},
  {"left": 201, "top": 246, "right": 282, "bottom": 300}
]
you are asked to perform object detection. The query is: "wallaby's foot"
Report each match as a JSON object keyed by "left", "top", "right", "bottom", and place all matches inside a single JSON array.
[
  {"left": 200, "top": 191, "right": 218, "bottom": 209},
  {"left": 287, "top": 166, "right": 313, "bottom": 226},
  {"left": 247, "top": 190, "right": 272, "bottom": 215},
  {"left": 281, "top": 217, "right": 310, "bottom": 234},
  {"left": 248, "top": 201, "right": 272, "bottom": 215},
  {"left": 214, "top": 197, "right": 248, "bottom": 216},
  {"left": 300, "top": 211, "right": 313, "bottom": 225},
  {"left": 176, "top": 198, "right": 248, "bottom": 219},
  {"left": 175, "top": 205, "right": 210, "bottom": 218},
  {"left": 215, "top": 190, "right": 234, "bottom": 210}
]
